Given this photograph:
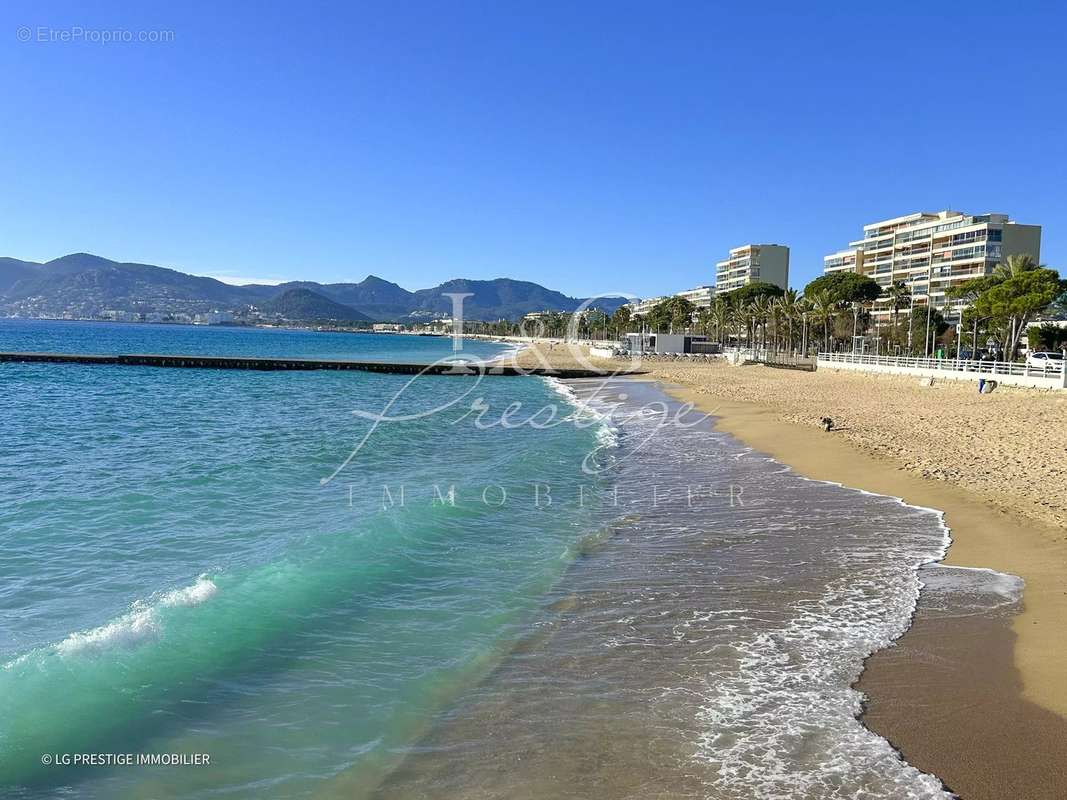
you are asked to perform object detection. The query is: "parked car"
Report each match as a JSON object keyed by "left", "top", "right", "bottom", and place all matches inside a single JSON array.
[{"left": 1026, "top": 351, "right": 1065, "bottom": 369}]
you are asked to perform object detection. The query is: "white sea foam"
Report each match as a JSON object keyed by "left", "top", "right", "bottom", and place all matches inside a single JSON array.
[
  {"left": 917, "top": 564, "right": 1024, "bottom": 616},
  {"left": 54, "top": 576, "right": 217, "bottom": 658},
  {"left": 556, "top": 386, "right": 960, "bottom": 798},
  {"left": 543, "top": 377, "right": 620, "bottom": 449},
  {"left": 694, "top": 571, "right": 953, "bottom": 798},
  {"left": 683, "top": 449, "right": 957, "bottom": 797},
  {"left": 543, "top": 376, "right": 578, "bottom": 404},
  {"left": 160, "top": 575, "right": 219, "bottom": 607}
]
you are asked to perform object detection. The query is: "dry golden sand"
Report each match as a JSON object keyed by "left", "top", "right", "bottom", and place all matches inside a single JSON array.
[
  {"left": 646, "top": 360, "right": 1067, "bottom": 529},
  {"left": 510, "top": 343, "right": 1067, "bottom": 529},
  {"left": 507, "top": 344, "right": 1067, "bottom": 756}
]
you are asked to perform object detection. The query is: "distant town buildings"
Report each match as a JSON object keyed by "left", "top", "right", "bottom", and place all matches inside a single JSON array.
[
  {"left": 626, "top": 285, "right": 714, "bottom": 319},
  {"left": 627, "top": 296, "right": 665, "bottom": 318},
  {"left": 823, "top": 210, "right": 1041, "bottom": 322},
  {"left": 714, "top": 244, "right": 790, "bottom": 293},
  {"left": 100, "top": 309, "right": 141, "bottom": 323},
  {"left": 410, "top": 318, "right": 453, "bottom": 335},
  {"left": 95, "top": 309, "right": 234, "bottom": 325},
  {"left": 193, "top": 311, "right": 234, "bottom": 325}
]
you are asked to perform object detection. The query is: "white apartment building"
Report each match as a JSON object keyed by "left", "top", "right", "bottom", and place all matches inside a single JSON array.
[
  {"left": 674, "top": 285, "right": 715, "bottom": 308},
  {"left": 823, "top": 210, "right": 1041, "bottom": 322},
  {"left": 714, "top": 244, "right": 790, "bottom": 294},
  {"left": 627, "top": 285, "right": 715, "bottom": 318},
  {"left": 627, "top": 296, "right": 666, "bottom": 317}
]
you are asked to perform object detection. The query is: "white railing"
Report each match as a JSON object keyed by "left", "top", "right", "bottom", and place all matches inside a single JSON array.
[
  {"left": 721, "top": 345, "right": 763, "bottom": 358},
  {"left": 818, "top": 352, "right": 1065, "bottom": 381}
]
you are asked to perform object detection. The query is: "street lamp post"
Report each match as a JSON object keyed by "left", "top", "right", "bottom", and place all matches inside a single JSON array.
[{"left": 924, "top": 261, "right": 934, "bottom": 357}]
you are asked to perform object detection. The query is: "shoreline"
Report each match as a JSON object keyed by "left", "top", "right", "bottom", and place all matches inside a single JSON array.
[
  {"left": 657, "top": 382, "right": 1067, "bottom": 706},
  {"left": 506, "top": 343, "right": 1067, "bottom": 797},
  {"left": 369, "top": 375, "right": 962, "bottom": 798},
  {"left": 659, "top": 380, "right": 1067, "bottom": 799}
]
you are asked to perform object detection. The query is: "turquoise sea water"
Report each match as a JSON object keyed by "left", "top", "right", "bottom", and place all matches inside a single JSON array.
[
  {"left": 1, "top": 321, "right": 1016, "bottom": 799},
  {"left": 0, "top": 321, "right": 606, "bottom": 798},
  {"left": 0, "top": 318, "right": 499, "bottom": 361}
]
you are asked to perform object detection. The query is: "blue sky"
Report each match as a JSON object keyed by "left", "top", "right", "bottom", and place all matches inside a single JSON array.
[{"left": 1, "top": 1, "right": 1064, "bottom": 298}]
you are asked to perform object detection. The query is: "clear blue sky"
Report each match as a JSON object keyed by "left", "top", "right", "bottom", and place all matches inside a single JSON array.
[{"left": 1, "top": 1, "right": 1064, "bottom": 298}]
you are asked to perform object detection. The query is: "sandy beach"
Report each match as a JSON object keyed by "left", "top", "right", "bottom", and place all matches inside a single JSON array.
[{"left": 506, "top": 342, "right": 1067, "bottom": 798}]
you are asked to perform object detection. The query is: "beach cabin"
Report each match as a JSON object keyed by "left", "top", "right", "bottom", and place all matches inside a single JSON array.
[{"left": 623, "top": 333, "right": 713, "bottom": 355}]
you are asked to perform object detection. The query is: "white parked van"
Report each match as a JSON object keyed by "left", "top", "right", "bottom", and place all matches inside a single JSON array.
[{"left": 1026, "top": 351, "right": 1065, "bottom": 370}]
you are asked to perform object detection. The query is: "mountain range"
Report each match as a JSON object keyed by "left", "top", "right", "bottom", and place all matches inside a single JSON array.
[{"left": 0, "top": 253, "right": 627, "bottom": 322}]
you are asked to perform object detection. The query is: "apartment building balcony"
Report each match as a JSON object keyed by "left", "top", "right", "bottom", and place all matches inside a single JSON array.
[
  {"left": 895, "top": 229, "right": 934, "bottom": 244},
  {"left": 932, "top": 233, "right": 994, "bottom": 252},
  {"left": 852, "top": 238, "right": 891, "bottom": 251},
  {"left": 931, "top": 247, "right": 990, "bottom": 264}
]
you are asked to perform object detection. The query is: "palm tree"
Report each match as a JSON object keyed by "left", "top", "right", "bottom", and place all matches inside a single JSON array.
[
  {"left": 768, "top": 301, "right": 783, "bottom": 352},
  {"left": 807, "top": 289, "right": 836, "bottom": 353},
  {"left": 884, "top": 280, "right": 911, "bottom": 336},
  {"left": 797, "top": 296, "right": 813, "bottom": 355},
  {"left": 695, "top": 307, "right": 713, "bottom": 336},
  {"left": 728, "top": 297, "right": 748, "bottom": 348},
  {"left": 547, "top": 312, "right": 565, "bottom": 339},
  {"left": 775, "top": 289, "right": 802, "bottom": 353},
  {"left": 709, "top": 298, "right": 730, "bottom": 345},
  {"left": 750, "top": 296, "right": 773, "bottom": 352},
  {"left": 994, "top": 253, "right": 1039, "bottom": 281},
  {"left": 611, "top": 305, "right": 632, "bottom": 340}
]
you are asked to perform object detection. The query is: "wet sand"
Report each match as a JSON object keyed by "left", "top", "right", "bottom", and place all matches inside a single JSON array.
[
  {"left": 503, "top": 344, "right": 1067, "bottom": 798},
  {"left": 858, "top": 609, "right": 1067, "bottom": 800},
  {"left": 657, "top": 384, "right": 1067, "bottom": 800},
  {"left": 372, "top": 377, "right": 966, "bottom": 799},
  {"left": 664, "top": 383, "right": 1067, "bottom": 799}
]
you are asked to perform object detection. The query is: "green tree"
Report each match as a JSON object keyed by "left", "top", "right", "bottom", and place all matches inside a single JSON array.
[
  {"left": 959, "top": 306, "right": 993, "bottom": 357},
  {"left": 728, "top": 296, "right": 750, "bottom": 347},
  {"left": 806, "top": 289, "right": 837, "bottom": 352},
  {"left": 750, "top": 295, "right": 774, "bottom": 350},
  {"left": 907, "top": 306, "right": 948, "bottom": 355},
  {"left": 1028, "top": 322, "right": 1067, "bottom": 352},
  {"left": 883, "top": 280, "right": 911, "bottom": 330},
  {"left": 774, "top": 289, "right": 803, "bottom": 352},
  {"left": 803, "top": 272, "right": 882, "bottom": 306},
  {"left": 546, "top": 312, "right": 565, "bottom": 338},
  {"left": 709, "top": 298, "right": 730, "bottom": 345},
  {"left": 1052, "top": 284, "right": 1067, "bottom": 317},
  {"left": 695, "top": 307, "right": 713, "bottom": 336},
  {"left": 611, "top": 305, "right": 632, "bottom": 338},
  {"left": 974, "top": 267, "right": 1064, "bottom": 358},
  {"left": 994, "top": 253, "right": 1039, "bottom": 281},
  {"left": 583, "top": 309, "right": 608, "bottom": 340},
  {"left": 717, "top": 281, "right": 785, "bottom": 308},
  {"left": 646, "top": 296, "right": 695, "bottom": 333}
]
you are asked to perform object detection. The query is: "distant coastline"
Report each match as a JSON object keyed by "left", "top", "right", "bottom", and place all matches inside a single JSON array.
[{"left": 0, "top": 252, "right": 628, "bottom": 324}]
